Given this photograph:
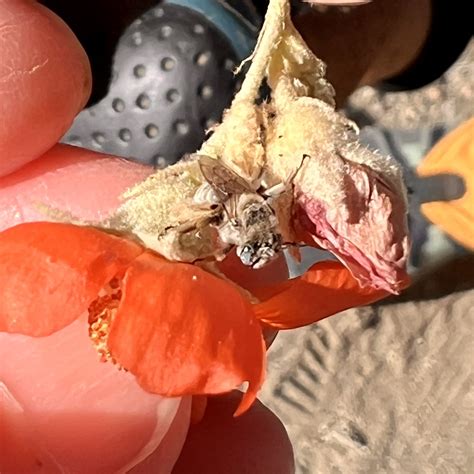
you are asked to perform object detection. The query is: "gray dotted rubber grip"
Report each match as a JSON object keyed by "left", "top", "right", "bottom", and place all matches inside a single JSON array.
[{"left": 62, "top": 3, "right": 242, "bottom": 168}]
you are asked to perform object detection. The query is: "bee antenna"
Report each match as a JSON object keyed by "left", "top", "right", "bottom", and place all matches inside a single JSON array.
[
  {"left": 221, "top": 204, "right": 239, "bottom": 227},
  {"left": 282, "top": 242, "right": 302, "bottom": 249}
]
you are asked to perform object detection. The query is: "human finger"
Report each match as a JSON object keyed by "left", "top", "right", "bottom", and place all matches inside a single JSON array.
[
  {"left": 0, "top": 0, "right": 91, "bottom": 177},
  {"left": 173, "top": 391, "right": 295, "bottom": 474}
]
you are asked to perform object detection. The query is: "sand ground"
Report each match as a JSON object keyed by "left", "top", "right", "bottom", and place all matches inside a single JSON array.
[
  {"left": 262, "top": 42, "right": 474, "bottom": 474},
  {"left": 262, "top": 256, "right": 474, "bottom": 473}
]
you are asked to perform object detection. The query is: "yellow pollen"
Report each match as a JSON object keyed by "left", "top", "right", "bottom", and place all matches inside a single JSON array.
[{"left": 88, "top": 278, "right": 123, "bottom": 366}]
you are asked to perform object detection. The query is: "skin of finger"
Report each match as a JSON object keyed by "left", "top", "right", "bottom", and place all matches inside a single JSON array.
[
  {"left": 128, "top": 398, "right": 192, "bottom": 473},
  {"left": 173, "top": 391, "right": 295, "bottom": 474},
  {"left": 0, "top": 144, "right": 151, "bottom": 230},
  {"left": 0, "top": 317, "right": 187, "bottom": 474},
  {"left": 0, "top": 0, "right": 91, "bottom": 177}
]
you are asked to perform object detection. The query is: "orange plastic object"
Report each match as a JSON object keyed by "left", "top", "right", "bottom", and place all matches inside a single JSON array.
[{"left": 418, "top": 118, "right": 474, "bottom": 250}]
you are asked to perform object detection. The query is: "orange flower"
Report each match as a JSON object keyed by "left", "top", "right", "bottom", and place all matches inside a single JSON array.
[{"left": 0, "top": 222, "right": 391, "bottom": 415}]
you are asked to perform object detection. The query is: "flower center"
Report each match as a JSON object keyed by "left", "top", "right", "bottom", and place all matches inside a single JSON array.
[{"left": 88, "top": 277, "right": 122, "bottom": 365}]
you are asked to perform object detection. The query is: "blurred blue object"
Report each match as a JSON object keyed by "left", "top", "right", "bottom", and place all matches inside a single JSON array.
[{"left": 166, "top": 0, "right": 259, "bottom": 58}]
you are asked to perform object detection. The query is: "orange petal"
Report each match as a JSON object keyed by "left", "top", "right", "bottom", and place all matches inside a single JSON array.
[
  {"left": 253, "top": 261, "right": 389, "bottom": 329},
  {"left": 108, "top": 253, "right": 266, "bottom": 416},
  {"left": 0, "top": 222, "right": 144, "bottom": 336}
]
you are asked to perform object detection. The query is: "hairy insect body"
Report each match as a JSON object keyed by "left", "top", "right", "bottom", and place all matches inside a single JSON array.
[
  {"left": 195, "top": 155, "right": 284, "bottom": 269},
  {"left": 220, "top": 193, "right": 282, "bottom": 269}
]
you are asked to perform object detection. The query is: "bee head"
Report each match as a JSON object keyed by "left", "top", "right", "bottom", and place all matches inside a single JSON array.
[{"left": 236, "top": 234, "right": 282, "bottom": 269}]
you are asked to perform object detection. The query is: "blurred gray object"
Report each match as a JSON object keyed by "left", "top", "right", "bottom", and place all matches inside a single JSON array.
[{"left": 62, "top": 0, "right": 257, "bottom": 167}]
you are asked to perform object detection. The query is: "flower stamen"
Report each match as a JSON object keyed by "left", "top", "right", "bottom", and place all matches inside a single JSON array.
[{"left": 88, "top": 277, "right": 122, "bottom": 366}]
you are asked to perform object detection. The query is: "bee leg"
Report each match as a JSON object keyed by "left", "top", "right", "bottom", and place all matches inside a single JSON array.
[{"left": 262, "top": 183, "right": 286, "bottom": 198}]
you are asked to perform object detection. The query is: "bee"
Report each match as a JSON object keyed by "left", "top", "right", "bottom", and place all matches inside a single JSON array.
[
  {"left": 37, "top": 153, "right": 298, "bottom": 270},
  {"left": 194, "top": 155, "right": 283, "bottom": 270}
]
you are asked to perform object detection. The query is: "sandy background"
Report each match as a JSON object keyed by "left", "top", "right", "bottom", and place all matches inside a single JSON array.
[{"left": 261, "top": 43, "right": 474, "bottom": 473}]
